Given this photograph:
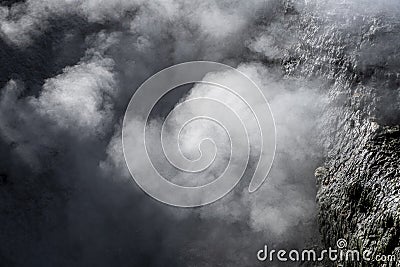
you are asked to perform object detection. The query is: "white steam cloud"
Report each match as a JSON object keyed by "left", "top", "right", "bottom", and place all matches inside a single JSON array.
[{"left": 1, "top": 0, "right": 397, "bottom": 265}]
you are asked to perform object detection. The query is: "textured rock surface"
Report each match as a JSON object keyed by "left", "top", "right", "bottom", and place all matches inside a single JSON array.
[
  {"left": 277, "top": 1, "right": 400, "bottom": 265},
  {"left": 317, "top": 124, "right": 399, "bottom": 265},
  {"left": 286, "top": 2, "right": 400, "bottom": 266}
]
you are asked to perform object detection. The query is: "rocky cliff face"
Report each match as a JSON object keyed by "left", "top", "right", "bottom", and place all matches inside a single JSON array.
[
  {"left": 280, "top": 1, "right": 400, "bottom": 265},
  {"left": 316, "top": 124, "right": 399, "bottom": 266}
]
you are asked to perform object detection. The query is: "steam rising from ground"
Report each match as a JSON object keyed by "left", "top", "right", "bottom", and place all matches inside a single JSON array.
[
  {"left": 121, "top": 62, "right": 325, "bottom": 235},
  {"left": 0, "top": 0, "right": 398, "bottom": 266}
]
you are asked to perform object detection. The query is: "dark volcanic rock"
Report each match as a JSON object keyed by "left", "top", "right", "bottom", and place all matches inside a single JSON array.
[
  {"left": 317, "top": 124, "right": 399, "bottom": 266},
  {"left": 290, "top": 5, "right": 400, "bottom": 267},
  {"left": 279, "top": 2, "right": 400, "bottom": 265}
]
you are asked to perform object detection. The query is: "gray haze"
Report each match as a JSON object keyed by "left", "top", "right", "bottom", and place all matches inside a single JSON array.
[{"left": 0, "top": 0, "right": 399, "bottom": 266}]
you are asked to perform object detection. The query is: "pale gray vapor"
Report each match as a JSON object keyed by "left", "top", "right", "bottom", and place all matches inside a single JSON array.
[{"left": 0, "top": 0, "right": 398, "bottom": 266}]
